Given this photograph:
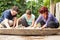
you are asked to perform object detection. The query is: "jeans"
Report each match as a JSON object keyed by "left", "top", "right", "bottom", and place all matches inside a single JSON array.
[
  {"left": 39, "top": 19, "right": 59, "bottom": 28},
  {"left": 18, "top": 18, "right": 29, "bottom": 27}
]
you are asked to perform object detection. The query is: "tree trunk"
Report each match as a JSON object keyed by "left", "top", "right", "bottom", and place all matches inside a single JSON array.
[{"left": 50, "top": 0, "right": 55, "bottom": 16}]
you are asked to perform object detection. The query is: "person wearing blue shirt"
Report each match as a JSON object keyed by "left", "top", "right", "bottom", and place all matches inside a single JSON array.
[{"left": 0, "top": 6, "right": 19, "bottom": 28}]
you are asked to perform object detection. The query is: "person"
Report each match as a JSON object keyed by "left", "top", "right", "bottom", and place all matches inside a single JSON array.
[
  {"left": 34, "top": 6, "right": 59, "bottom": 29},
  {"left": 0, "top": 6, "right": 19, "bottom": 28},
  {"left": 16, "top": 9, "right": 35, "bottom": 27}
]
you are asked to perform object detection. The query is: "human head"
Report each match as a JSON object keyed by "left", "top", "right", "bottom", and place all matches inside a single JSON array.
[
  {"left": 39, "top": 6, "right": 49, "bottom": 19},
  {"left": 39, "top": 6, "right": 48, "bottom": 14},
  {"left": 11, "top": 6, "right": 19, "bottom": 16},
  {"left": 26, "top": 9, "right": 31, "bottom": 17}
]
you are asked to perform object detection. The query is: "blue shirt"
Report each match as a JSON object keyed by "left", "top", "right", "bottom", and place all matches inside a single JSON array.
[
  {"left": 35, "top": 12, "right": 58, "bottom": 27},
  {"left": 0, "top": 9, "right": 16, "bottom": 23}
]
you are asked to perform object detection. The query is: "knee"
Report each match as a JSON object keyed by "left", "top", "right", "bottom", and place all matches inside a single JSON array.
[
  {"left": 8, "top": 20, "right": 13, "bottom": 26},
  {"left": 4, "top": 19, "right": 8, "bottom": 22}
]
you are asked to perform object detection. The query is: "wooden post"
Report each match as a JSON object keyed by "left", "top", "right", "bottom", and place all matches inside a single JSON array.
[
  {"left": 56, "top": 2, "right": 60, "bottom": 23},
  {"left": 50, "top": 0, "right": 55, "bottom": 16}
]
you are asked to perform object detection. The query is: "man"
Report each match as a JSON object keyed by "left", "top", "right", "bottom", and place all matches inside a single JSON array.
[
  {"left": 0, "top": 6, "right": 19, "bottom": 28},
  {"left": 16, "top": 9, "right": 35, "bottom": 27}
]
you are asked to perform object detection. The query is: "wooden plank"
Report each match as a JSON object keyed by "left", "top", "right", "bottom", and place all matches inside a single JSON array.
[{"left": 0, "top": 28, "right": 60, "bottom": 35}]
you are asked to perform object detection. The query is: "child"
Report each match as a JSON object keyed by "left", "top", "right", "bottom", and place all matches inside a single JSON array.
[
  {"left": 16, "top": 9, "right": 35, "bottom": 27},
  {"left": 0, "top": 6, "right": 19, "bottom": 28}
]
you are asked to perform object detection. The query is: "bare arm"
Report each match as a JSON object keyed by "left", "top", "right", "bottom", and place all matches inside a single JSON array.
[
  {"left": 15, "top": 18, "right": 20, "bottom": 28},
  {"left": 30, "top": 19, "right": 35, "bottom": 27},
  {"left": 13, "top": 17, "right": 17, "bottom": 28},
  {"left": 15, "top": 17, "right": 23, "bottom": 28},
  {"left": 34, "top": 22, "right": 37, "bottom": 28},
  {"left": 40, "top": 24, "right": 46, "bottom": 29},
  {"left": 15, "top": 14, "right": 25, "bottom": 28}
]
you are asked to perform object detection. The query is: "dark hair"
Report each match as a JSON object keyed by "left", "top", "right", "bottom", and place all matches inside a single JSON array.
[
  {"left": 26, "top": 10, "right": 31, "bottom": 15},
  {"left": 39, "top": 6, "right": 48, "bottom": 14},
  {"left": 12, "top": 6, "right": 19, "bottom": 12}
]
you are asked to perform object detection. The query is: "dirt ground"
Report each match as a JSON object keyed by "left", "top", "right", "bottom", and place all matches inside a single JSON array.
[
  {"left": 0, "top": 27, "right": 60, "bottom": 40},
  {"left": 0, "top": 35, "right": 60, "bottom": 40}
]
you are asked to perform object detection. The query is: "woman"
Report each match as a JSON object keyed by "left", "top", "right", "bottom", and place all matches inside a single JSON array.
[
  {"left": 16, "top": 9, "right": 35, "bottom": 27},
  {"left": 34, "top": 6, "right": 59, "bottom": 29}
]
